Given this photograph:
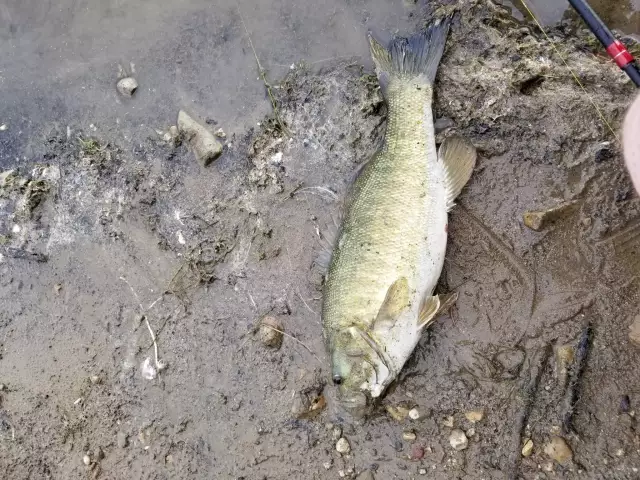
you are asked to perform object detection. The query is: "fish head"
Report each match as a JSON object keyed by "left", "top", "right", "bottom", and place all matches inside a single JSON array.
[{"left": 330, "top": 325, "right": 394, "bottom": 418}]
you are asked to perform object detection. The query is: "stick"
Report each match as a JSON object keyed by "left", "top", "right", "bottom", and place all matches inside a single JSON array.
[
  {"left": 562, "top": 323, "right": 593, "bottom": 434},
  {"left": 507, "top": 345, "right": 552, "bottom": 480}
]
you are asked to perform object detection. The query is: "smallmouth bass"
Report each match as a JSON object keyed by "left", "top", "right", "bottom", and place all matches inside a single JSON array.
[{"left": 321, "top": 16, "right": 477, "bottom": 418}]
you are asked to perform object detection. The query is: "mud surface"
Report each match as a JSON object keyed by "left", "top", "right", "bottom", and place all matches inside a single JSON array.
[{"left": 3, "top": 0, "right": 640, "bottom": 479}]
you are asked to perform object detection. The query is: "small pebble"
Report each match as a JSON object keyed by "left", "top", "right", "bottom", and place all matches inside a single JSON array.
[
  {"left": 0, "top": 384, "right": 5, "bottom": 391},
  {"left": 544, "top": 436, "right": 573, "bottom": 464},
  {"left": 442, "top": 415, "right": 455, "bottom": 428},
  {"left": 386, "top": 405, "right": 410, "bottom": 421},
  {"left": 323, "top": 461, "right": 332, "bottom": 470},
  {"left": 629, "top": 315, "right": 640, "bottom": 346},
  {"left": 336, "top": 437, "right": 351, "bottom": 454},
  {"left": 466, "top": 427, "right": 476, "bottom": 438},
  {"left": 449, "top": 429, "right": 468, "bottom": 451},
  {"left": 419, "top": 468, "right": 427, "bottom": 475},
  {"left": 89, "top": 374, "right": 102, "bottom": 385},
  {"left": 116, "top": 77, "right": 138, "bottom": 97},
  {"left": 82, "top": 454, "right": 91, "bottom": 466},
  {"left": 0, "top": 124, "right": 6, "bottom": 131},
  {"left": 594, "top": 146, "right": 614, "bottom": 163},
  {"left": 402, "top": 429, "right": 417, "bottom": 442},
  {"left": 620, "top": 394, "right": 631, "bottom": 414},
  {"left": 214, "top": 128, "right": 226, "bottom": 138},
  {"left": 94, "top": 447, "right": 104, "bottom": 461},
  {"left": 258, "top": 316, "right": 283, "bottom": 349},
  {"left": 522, "top": 439, "right": 534, "bottom": 457},
  {"left": 408, "top": 408, "right": 421, "bottom": 420},
  {"left": 410, "top": 445, "right": 425, "bottom": 461},
  {"left": 332, "top": 426, "right": 343, "bottom": 441},
  {"left": 465, "top": 409, "right": 485, "bottom": 423},
  {"left": 116, "top": 432, "right": 128, "bottom": 448}
]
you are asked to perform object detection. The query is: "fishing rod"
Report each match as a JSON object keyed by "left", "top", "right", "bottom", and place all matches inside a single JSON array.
[{"left": 567, "top": 0, "right": 640, "bottom": 87}]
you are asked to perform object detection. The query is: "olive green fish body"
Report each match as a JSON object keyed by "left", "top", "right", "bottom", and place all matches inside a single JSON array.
[{"left": 322, "top": 18, "right": 477, "bottom": 414}]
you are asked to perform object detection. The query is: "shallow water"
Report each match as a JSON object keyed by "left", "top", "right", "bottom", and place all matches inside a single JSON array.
[
  {"left": 512, "top": 0, "right": 640, "bottom": 33},
  {"left": 0, "top": 0, "right": 637, "bottom": 165}
]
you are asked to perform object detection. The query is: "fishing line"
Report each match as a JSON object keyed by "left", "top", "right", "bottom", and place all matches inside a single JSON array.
[{"left": 518, "top": 0, "right": 619, "bottom": 140}]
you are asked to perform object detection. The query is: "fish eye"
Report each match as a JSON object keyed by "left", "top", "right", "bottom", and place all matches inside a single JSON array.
[{"left": 333, "top": 375, "right": 343, "bottom": 385}]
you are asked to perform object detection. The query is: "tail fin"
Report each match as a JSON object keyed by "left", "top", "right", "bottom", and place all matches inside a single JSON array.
[{"left": 368, "top": 16, "right": 451, "bottom": 87}]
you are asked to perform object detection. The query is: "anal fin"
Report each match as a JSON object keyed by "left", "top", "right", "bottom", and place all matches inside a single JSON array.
[
  {"left": 418, "top": 292, "right": 458, "bottom": 329},
  {"left": 439, "top": 136, "right": 477, "bottom": 211}
]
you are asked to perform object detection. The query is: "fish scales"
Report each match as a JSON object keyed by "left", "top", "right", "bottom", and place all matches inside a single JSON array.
[{"left": 321, "top": 16, "right": 477, "bottom": 418}]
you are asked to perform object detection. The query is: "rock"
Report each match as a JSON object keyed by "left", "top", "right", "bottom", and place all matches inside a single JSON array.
[
  {"left": 434, "top": 116, "right": 455, "bottom": 134},
  {"left": 356, "top": 470, "right": 375, "bottom": 480},
  {"left": 336, "top": 437, "right": 351, "bottom": 454},
  {"left": 0, "top": 384, "right": 5, "bottom": 391},
  {"left": 620, "top": 394, "right": 631, "bottom": 414},
  {"left": 466, "top": 427, "right": 476, "bottom": 438},
  {"left": 465, "top": 409, "right": 485, "bottom": 423},
  {"left": 555, "top": 345, "right": 575, "bottom": 387},
  {"left": 544, "top": 436, "right": 573, "bottom": 464},
  {"left": 82, "top": 454, "right": 91, "bottom": 466},
  {"left": 89, "top": 374, "right": 102, "bottom": 385},
  {"left": 442, "top": 415, "right": 455, "bottom": 428},
  {"left": 116, "top": 432, "right": 128, "bottom": 448},
  {"left": 449, "top": 429, "right": 468, "bottom": 451},
  {"left": 522, "top": 439, "right": 534, "bottom": 457},
  {"left": 93, "top": 446, "right": 104, "bottom": 461},
  {"left": 332, "top": 426, "right": 343, "bottom": 441},
  {"left": 116, "top": 77, "right": 138, "bottom": 97},
  {"left": 408, "top": 408, "right": 421, "bottom": 420},
  {"left": 594, "top": 145, "right": 614, "bottom": 163},
  {"left": 419, "top": 468, "right": 427, "bottom": 475},
  {"left": 386, "top": 405, "right": 410, "bottom": 421},
  {"left": 291, "top": 392, "right": 309, "bottom": 418},
  {"left": 629, "top": 315, "right": 640, "bottom": 346},
  {"left": 214, "top": 128, "right": 226, "bottom": 138},
  {"left": 402, "top": 429, "right": 417, "bottom": 442},
  {"left": 177, "top": 110, "right": 223, "bottom": 166},
  {"left": 410, "top": 445, "right": 425, "bottom": 461},
  {"left": 258, "top": 316, "right": 283, "bottom": 349},
  {"left": 523, "top": 201, "right": 577, "bottom": 232}
]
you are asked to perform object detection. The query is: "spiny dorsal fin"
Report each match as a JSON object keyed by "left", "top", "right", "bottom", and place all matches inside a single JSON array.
[
  {"left": 418, "top": 292, "right": 458, "bottom": 329},
  {"left": 439, "top": 136, "right": 477, "bottom": 211},
  {"left": 374, "top": 277, "right": 410, "bottom": 334}
]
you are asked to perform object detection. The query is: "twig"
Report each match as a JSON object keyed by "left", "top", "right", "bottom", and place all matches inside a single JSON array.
[
  {"left": 507, "top": 345, "right": 552, "bottom": 480},
  {"left": 260, "top": 324, "right": 321, "bottom": 364},
  {"left": 120, "top": 276, "right": 166, "bottom": 374},
  {"left": 296, "top": 290, "right": 317, "bottom": 315},
  {"left": 144, "top": 316, "right": 164, "bottom": 372},
  {"left": 238, "top": 8, "right": 290, "bottom": 135},
  {"left": 562, "top": 323, "right": 593, "bottom": 434}
]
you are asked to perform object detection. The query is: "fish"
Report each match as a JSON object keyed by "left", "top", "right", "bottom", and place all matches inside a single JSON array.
[{"left": 321, "top": 16, "right": 477, "bottom": 418}]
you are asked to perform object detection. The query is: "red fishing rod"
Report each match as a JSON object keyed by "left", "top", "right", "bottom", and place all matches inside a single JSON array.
[{"left": 568, "top": 0, "right": 640, "bottom": 87}]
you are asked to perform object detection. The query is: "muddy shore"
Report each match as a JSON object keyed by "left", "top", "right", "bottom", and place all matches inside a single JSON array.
[{"left": 2, "top": 1, "right": 640, "bottom": 479}]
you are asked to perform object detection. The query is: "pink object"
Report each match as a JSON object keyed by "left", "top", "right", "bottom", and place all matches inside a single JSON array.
[{"left": 623, "top": 93, "right": 640, "bottom": 195}]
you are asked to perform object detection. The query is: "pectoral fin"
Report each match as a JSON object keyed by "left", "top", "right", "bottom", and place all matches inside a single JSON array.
[
  {"left": 418, "top": 292, "right": 458, "bottom": 329},
  {"left": 373, "top": 277, "right": 410, "bottom": 334},
  {"left": 439, "top": 136, "right": 477, "bottom": 211}
]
